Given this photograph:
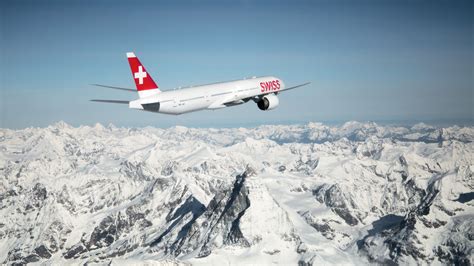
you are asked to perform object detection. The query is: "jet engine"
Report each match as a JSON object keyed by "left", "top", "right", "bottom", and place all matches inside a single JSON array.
[{"left": 257, "top": 94, "right": 279, "bottom": 111}]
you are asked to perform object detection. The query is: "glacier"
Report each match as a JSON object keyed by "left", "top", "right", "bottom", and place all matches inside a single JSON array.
[{"left": 0, "top": 121, "right": 472, "bottom": 265}]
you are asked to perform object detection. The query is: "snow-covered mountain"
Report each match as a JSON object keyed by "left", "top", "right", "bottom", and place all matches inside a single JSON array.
[{"left": 0, "top": 121, "right": 472, "bottom": 265}]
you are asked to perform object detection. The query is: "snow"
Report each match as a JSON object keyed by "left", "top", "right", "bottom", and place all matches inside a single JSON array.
[{"left": 0, "top": 121, "right": 472, "bottom": 265}]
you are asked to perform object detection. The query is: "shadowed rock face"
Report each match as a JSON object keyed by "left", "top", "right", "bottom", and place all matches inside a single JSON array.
[
  {"left": 312, "top": 184, "right": 362, "bottom": 226},
  {"left": 383, "top": 178, "right": 444, "bottom": 262},
  {"left": 149, "top": 195, "right": 205, "bottom": 249},
  {"left": 457, "top": 192, "right": 474, "bottom": 203},
  {"left": 359, "top": 171, "right": 473, "bottom": 265},
  {"left": 168, "top": 168, "right": 253, "bottom": 258},
  {"left": 59, "top": 169, "right": 254, "bottom": 262},
  {"left": 63, "top": 210, "right": 154, "bottom": 259}
]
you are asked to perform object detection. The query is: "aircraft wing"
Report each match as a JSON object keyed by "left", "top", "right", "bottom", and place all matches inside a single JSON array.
[
  {"left": 213, "top": 82, "right": 311, "bottom": 108},
  {"left": 277, "top": 82, "right": 311, "bottom": 93}
]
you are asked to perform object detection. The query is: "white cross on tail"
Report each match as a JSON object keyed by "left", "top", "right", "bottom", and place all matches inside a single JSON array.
[{"left": 134, "top": 66, "right": 147, "bottom": 85}]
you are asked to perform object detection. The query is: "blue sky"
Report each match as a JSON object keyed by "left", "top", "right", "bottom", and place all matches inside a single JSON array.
[{"left": 1, "top": 0, "right": 472, "bottom": 128}]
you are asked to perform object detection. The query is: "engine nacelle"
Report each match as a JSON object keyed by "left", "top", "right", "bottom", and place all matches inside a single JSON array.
[{"left": 257, "top": 94, "right": 279, "bottom": 111}]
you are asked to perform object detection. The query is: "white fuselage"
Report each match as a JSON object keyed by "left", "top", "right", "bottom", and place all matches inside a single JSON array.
[{"left": 129, "top": 76, "right": 284, "bottom": 115}]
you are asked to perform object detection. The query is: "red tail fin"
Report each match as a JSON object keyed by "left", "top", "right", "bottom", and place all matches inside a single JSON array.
[{"left": 127, "top": 52, "right": 160, "bottom": 97}]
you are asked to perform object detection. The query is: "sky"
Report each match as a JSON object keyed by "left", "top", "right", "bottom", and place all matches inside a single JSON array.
[{"left": 0, "top": 0, "right": 472, "bottom": 129}]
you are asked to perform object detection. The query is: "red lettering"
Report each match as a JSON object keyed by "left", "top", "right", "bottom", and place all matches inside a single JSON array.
[
  {"left": 260, "top": 80, "right": 281, "bottom": 92},
  {"left": 265, "top": 82, "right": 271, "bottom": 91}
]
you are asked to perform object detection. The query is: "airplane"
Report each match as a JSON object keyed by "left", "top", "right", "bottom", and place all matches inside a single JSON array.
[{"left": 91, "top": 52, "right": 310, "bottom": 115}]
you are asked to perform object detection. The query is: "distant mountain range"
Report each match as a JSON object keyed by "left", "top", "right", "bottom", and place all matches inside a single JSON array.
[{"left": 1, "top": 121, "right": 472, "bottom": 265}]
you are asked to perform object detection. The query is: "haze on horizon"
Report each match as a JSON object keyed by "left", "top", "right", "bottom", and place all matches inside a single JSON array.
[{"left": 0, "top": 0, "right": 472, "bottom": 129}]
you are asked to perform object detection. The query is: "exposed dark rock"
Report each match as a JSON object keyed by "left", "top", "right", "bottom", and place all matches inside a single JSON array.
[
  {"left": 120, "top": 161, "right": 151, "bottom": 181},
  {"left": 161, "top": 161, "right": 178, "bottom": 176},
  {"left": 167, "top": 168, "right": 253, "bottom": 257},
  {"left": 88, "top": 215, "right": 118, "bottom": 249},
  {"left": 64, "top": 202, "right": 152, "bottom": 259},
  {"left": 357, "top": 214, "right": 404, "bottom": 252},
  {"left": 457, "top": 192, "right": 474, "bottom": 203},
  {"left": 56, "top": 185, "right": 76, "bottom": 213},
  {"left": 309, "top": 221, "right": 335, "bottom": 240},
  {"left": 34, "top": 245, "right": 52, "bottom": 259},
  {"left": 399, "top": 156, "right": 407, "bottom": 167},
  {"left": 264, "top": 249, "right": 280, "bottom": 255},
  {"left": 434, "top": 218, "right": 473, "bottom": 265},
  {"left": 404, "top": 179, "right": 426, "bottom": 207},
  {"left": 0, "top": 189, "right": 18, "bottom": 203},
  {"left": 415, "top": 178, "right": 440, "bottom": 216},
  {"left": 296, "top": 242, "right": 308, "bottom": 254},
  {"left": 293, "top": 158, "right": 319, "bottom": 175},
  {"left": 313, "top": 184, "right": 361, "bottom": 226},
  {"left": 150, "top": 195, "right": 205, "bottom": 247},
  {"left": 419, "top": 217, "right": 447, "bottom": 228},
  {"left": 32, "top": 183, "right": 47, "bottom": 208},
  {"left": 381, "top": 181, "right": 441, "bottom": 261},
  {"left": 24, "top": 254, "right": 40, "bottom": 263},
  {"left": 63, "top": 244, "right": 85, "bottom": 259},
  {"left": 358, "top": 174, "right": 469, "bottom": 265}
]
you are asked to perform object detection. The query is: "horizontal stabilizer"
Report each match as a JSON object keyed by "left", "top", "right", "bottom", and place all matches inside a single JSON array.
[
  {"left": 91, "top": 84, "right": 136, "bottom": 92},
  {"left": 90, "top": 99, "right": 129, "bottom": 104}
]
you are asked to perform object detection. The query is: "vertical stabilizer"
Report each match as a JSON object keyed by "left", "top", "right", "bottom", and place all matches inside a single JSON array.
[{"left": 127, "top": 52, "right": 160, "bottom": 98}]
